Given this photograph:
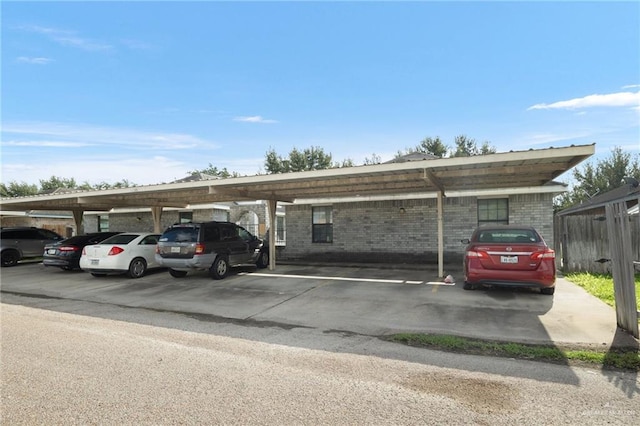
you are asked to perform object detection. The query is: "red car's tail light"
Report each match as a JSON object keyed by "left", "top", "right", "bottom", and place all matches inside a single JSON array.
[
  {"left": 466, "top": 250, "right": 489, "bottom": 259},
  {"left": 195, "top": 243, "right": 205, "bottom": 255},
  {"left": 531, "top": 249, "right": 555, "bottom": 260},
  {"left": 108, "top": 246, "right": 125, "bottom": 256}
]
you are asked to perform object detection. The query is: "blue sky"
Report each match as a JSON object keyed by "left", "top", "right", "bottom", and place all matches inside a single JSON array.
[{"left": 2, "top": 1, "right": 639, "bottom": 187}]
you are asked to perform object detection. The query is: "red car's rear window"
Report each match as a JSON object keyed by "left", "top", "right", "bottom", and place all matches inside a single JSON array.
[{"left": 474, "top": 229, "right": 540, "bottom": 244}]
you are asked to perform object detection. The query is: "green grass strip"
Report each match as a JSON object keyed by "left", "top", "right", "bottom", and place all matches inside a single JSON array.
[{"left": 388, "top": 333, "right": 640, "bottom": 371}]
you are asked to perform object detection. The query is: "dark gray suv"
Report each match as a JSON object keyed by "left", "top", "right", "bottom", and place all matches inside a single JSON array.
[
  {"left": 155, "top": 221, "right": 268, "bottom": 279},
  {"left": 1, "top": 226, "right": 64, "bottom": 267}
]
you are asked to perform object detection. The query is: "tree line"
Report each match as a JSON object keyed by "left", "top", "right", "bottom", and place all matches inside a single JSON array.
[{"left": 2, "top": 136, "right": 637, "bottom": 213}]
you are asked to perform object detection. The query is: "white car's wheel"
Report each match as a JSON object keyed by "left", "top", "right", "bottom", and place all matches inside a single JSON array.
[{"left": 128, "top": 258, "right": 147, "bottom": 278}]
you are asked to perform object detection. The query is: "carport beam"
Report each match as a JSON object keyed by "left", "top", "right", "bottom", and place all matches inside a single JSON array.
[
  {"left": 72, "top": 209, "right": 85, "bottom": 235},
  {"left": 437, "top": 191, "right": 444, "bottom": 278},
  {"left": 151, "top": 207, "right": 163, "bottom": 233},
  {"left": 267, "top": 199, "right": 277, "bottom": 270}
]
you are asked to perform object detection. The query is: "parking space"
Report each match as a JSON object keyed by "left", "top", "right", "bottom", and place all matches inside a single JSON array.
[{"left": 0, "top": 261, "right": 627, "bottom": 348}]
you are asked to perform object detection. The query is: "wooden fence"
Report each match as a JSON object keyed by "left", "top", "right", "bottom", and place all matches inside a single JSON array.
[{"left": 554, "top": 213, "right": 640, "bottom": 274}]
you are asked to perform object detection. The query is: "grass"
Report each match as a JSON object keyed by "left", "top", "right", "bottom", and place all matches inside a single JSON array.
[
  {"left": 387, "top": 333, "right": 640, "bottom": 371},
  {"left": 387, "top": 272, "right": 640, "bottom": 371},
  {"left": 563, "top": 271, "right": 640, "bottom": 310}
]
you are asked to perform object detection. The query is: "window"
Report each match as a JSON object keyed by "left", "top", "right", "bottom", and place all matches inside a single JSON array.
[
  {"left": 276, "top": 216, "right": 285, "bottom": 244},
  {"left": 237, "top": 226, "right": 254, "bottom": 242},
  {"left": 477, "top": 198, "right": 508, "bottom": 225},
  {"left": 179, "top": 212, "right": 193, "bottom": 223},
  {"left": 312, "top": 206, "right": 333, "bottom": 243},
  {"left": 98, "top": 215, "right": 109, "bottom": 232}
]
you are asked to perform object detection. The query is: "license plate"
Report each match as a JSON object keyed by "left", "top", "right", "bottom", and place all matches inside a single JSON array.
[
  {"left": 171, "top": 246, "right": 181, "bottom": 253},
  {"left": 47, "top": 249, "right": 57, "bottom": 255},
  {"left": 91, "top": 259, "right": 99, "bottom": 265},
  {"left": 501, "top": 256, "right": 518, "bottom": 264}
]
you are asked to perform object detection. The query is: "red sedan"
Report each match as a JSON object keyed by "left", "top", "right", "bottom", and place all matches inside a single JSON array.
[{"left": 462, "top": 225, "right": 556, "bottom": 295}]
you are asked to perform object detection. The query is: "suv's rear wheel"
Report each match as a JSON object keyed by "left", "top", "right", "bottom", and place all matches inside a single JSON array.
[
  {"left": 169, "top": 269, "right": 188, "bottom": 278},
  {"left": 1, "top": 250, "right": 20, "bottom": 267},
  {"left": 210, "top": 256, "right": 229, "bottom": 280}
]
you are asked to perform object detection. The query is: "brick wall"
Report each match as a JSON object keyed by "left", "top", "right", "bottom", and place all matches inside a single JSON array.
[
  {"left": 282, "top": 193, "right": 554, "bottom": 265},
  {"left": 82, "top": 208, "right": 230, "bottom": 234}
]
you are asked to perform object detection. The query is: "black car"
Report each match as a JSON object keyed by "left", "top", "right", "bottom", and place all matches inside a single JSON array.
[
  {"left": 1, "top": 227, "right": 64, "bottom": 267},
  {"left": 155, "top": 221, "right": 268, "bottom": 279},
  {"left": 43, "top": 232, "right": 122, "bottom": 270}
]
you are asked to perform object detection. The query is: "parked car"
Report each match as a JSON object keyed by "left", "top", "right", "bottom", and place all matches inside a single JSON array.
[
  {"left": 79, "top": 232, "right": 162, "bottom": 278},
  {"left": 43, "top": 232, "right": 122, "bottom": 270},
  {"left": 1, "top": 226, "right": 64, "bottom": 267},
  {"left": 155, "top": 221, "right": 268, "bottom": 279},
  {"left": 462, "top": 225, "right": 556, "bottom": 295}
]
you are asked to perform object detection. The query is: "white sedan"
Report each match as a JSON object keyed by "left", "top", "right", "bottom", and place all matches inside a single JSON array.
[{"left": 80, "top": 232, "right": 163, "bottom": 278}]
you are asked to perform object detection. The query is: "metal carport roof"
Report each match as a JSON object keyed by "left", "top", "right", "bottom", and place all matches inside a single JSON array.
[
  {"left": 1, "top": 144, "right": 594, "bottom": 211},
  {"left": 1, "top": 144, "right": 595, "bottom": 275}
]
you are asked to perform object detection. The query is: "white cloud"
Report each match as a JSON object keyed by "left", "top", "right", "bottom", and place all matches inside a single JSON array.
[
  {"left": 2, "top": 156, "right": 189, "bottom": 186},
  {"left": 1, "top": 121, "right": 215, "bottom": 150},
  {"left": 1, "top": 154, "right": 266, "bottom": 186},
  {"left": 19, "top": 24, "right": 112, "bottom": 51},
  {"left": 233, "top": 115, "right": 278, "bottom": 124},
  {"left": 528, "top": 91, "right": 640, "bottom": 111},
  {"left": 4, "top": 140, "right": 92, "bottom": 148},
  {"left": 16, "top": 56, "right": 53, "bottom": 65},
  {"left": 497, "top": 132, "right": 592, "bottom": 151}
]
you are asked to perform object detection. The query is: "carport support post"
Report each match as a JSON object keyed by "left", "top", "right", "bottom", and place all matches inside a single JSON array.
[
  {"left": 151, "top": 207, "right": 163, "bottom": 233},
  {"left": 267, "top": 199, "right": 277, "bottom": 270},
  {"left": 437, "top": 191, "right": 444, "bottom": 278},
  {"left": 72, "top": 209, "right": 85, "bottom": 235}
]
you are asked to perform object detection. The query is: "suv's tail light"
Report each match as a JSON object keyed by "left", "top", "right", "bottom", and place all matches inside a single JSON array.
[
  {"left": 466, "top": 250, "right": 489, "bottom": 259},
  {"left": 195, "top": 243, "right": 205, "bottom": 255},
  {"left": 531, "top": 249, "right": 555, "bottom": 260},
  {"left": 108, "top": 246, "right": 124, "bottom": 256}
]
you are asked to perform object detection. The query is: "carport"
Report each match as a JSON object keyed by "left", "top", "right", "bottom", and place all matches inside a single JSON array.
[{"left": 0, "top": 144, "right": 595, "bottom": 277}]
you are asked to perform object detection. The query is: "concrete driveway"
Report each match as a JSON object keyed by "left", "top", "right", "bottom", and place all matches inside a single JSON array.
[{"left": 1, "top": 261, "right": 635, "bottom": 349}]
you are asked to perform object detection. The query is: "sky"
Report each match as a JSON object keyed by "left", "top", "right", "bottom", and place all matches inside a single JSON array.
[{"left": 2, "top": 1, "right": 639, "bottom": 188}]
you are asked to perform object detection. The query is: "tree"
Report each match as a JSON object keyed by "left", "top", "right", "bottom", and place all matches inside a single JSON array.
[
  {"left": 39, "top": 176, "right": 78, "bottom": 191},
  {"left": 418, "top": 137, "right": 449, "bottom": 158},
  {"left": 188, "top": 164, "right": 238, "bottom": 178},
  {"left": 336, "top": 158, "right": 356, "bottom": 168},
  {"left": 451, "top": 135, "right": 496, "bottom": 157},
  {"left": 0, "top": 181, "right": 38, "bottom": 197},
  {"left": 555, "top": 146, "right": 640, "bottom": 210},
  {"left": 90, "top": 179, "right": 137, "bottom": 190},
  {"left": 396, "top": 135, "right": 495, "bottom": 159},
  {"left": 0, "top": 176, "right": 139, "bottom": 198},
  {"left": 363, "top": 153, "right": 382, "bottom": 165},
  {"left": 264, "top": 146, "right": 334, "bottom": 174}
]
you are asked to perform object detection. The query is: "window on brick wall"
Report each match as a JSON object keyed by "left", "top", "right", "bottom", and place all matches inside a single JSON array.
[
  {"left": 276, "top": 215, "right": 286, "bottom": 244},
  {"left": 477, "top": 198, "right": 508, "bottom": 225},
  {"left": 179, "top": 212, "right": 193, "bottom": 223},
  {"left": 98, "top": 215, "right": 109, "bottom": 232},
  {"left": 312, "top": 206, "right": 333, "bottom": 243}
]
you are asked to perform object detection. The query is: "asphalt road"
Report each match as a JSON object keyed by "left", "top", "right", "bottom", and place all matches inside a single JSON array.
[{"left": 1, "top": 262, "right": 639, "bottom": 424}]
